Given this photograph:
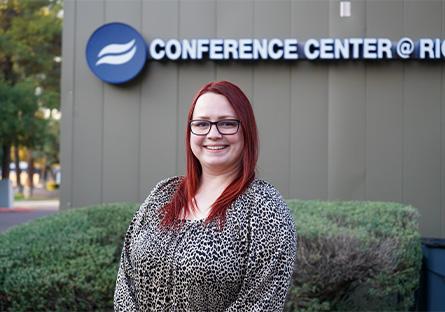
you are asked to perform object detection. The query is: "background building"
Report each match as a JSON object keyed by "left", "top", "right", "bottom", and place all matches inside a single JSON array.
[{"left": 61, "top": 0, "right": 445, "bottom": 238}]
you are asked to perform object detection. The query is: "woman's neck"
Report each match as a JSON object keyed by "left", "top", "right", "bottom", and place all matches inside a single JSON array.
[
  {"left": 183, "top": 165, "right": 240, "bottom": 220},
  {"left": 199, "top": 166, "right": 240, "bottom": 192}
]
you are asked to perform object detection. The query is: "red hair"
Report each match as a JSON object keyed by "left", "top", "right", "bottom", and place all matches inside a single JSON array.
[{"left": 161, "top": 81, "right": 259, "bottom": 229}]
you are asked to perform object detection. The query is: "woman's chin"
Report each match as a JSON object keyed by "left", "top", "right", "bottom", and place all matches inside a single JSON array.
[{"left": 201, "top": 158, "right": 238, "bottom": 172}]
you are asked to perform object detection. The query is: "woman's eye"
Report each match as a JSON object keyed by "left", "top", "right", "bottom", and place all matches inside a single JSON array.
[
  {"left": 219, "top": 121, "right": 237, "bottom": 128},
  {"left": 194, "top": 122, "right": 208, "bottom": 128}
]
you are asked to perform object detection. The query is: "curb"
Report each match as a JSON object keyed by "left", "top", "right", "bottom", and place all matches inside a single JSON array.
[{"left": 0, "top": 207, "right": 35, "bottom": 213}]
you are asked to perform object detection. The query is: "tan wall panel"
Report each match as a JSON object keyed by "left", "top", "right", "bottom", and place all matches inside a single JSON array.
[
  {"left": 366, "top": 1, "right": 403, "bottom": 201},
  {"left": 328, "top": 63, "right": 367, "bottom": 200},
  {"left": 139, "top": 1, "right": 179, "bottom": 201},
  {"left": 404, "top": 65, "right": 442, "bottom": 237},
  {"left": 404, "top": 1, "right": 442, "bottom": 237},
  {"left": 366, "top": 64, "right": 404, "bottom": 202},
  {"left": 290, "top": 0, "right": 329, "bottom": 200},
  {"left": 442, "top": 1, "right": 445, "bottom": 238},
  {"left": 215, "top": 1, "right": 254, "bottom": 99},
  {"left": 102, "top": 1, "right": 142, "bottom": 202},
  {"left": 61, "top": 0, "right": 445, "bottom": 238},
  {"left": 253, "top": 1, "right": 291, "bottom": 197},
  {"left": 60, "top": 0, "right": 76, "bottom": 209},
  {"left": 442, "top": 63, "right": 445, "bottom": 238},
  {"left": 71, "top": 0, "right": 104, "bottom": 208},
  {"left": 215, "top": 1, "right": 253, "bottom": 37},
  {"left": 328, "top": 1, "right": 366, "bottom": 200}
]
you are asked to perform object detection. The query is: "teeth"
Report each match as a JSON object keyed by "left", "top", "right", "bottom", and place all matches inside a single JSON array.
[{"left": 206, "top": 146, "right": 226, "bottom": 150}]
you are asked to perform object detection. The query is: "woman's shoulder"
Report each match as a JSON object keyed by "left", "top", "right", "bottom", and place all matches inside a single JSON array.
[
  {"left": 247, "top": 178, "right": 285, "bottom": 201},
  {"left": 245, "top": 178, "right": 293, "bottom": 222},
  {"left": 146, "top": 176, "right": 184, "bottom": 199},
  {"left": 241, "top": 178, "right": 296, "bottom": 247},
  {"left": 138, "top": 176, "right": 184, "bottom": 212},
  {"left": 135, "top": 176, "right": 183, "bottom": 227}
]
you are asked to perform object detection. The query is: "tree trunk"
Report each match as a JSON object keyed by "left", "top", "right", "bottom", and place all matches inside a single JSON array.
[
  {"left": 41, "top": 156, "right": 47, "bottom": 185},
  {"left": 2, "top": 56, "right": 15, "bottom": 85},
  {"left": 14, "top": 143, "right": 23, "bottom": 193},
  {"left": 1, "top": 144, "right": 11, "bottom": 180},
  {"left": 27, "top": 150, "right": 34, "bottom": 197}
]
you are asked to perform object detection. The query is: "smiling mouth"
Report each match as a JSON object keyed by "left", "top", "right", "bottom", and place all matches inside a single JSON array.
[{"left": 204, "top": 145, "right": 228, "bottom": 150}]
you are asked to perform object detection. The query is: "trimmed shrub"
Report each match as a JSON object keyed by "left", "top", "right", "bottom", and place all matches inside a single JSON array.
[
  {"left": 285, "top": 200, "right": 422, "bottom": 311},
  {"left": 0, "top": 201, "right": 421, "bottom": 311},
  {"left": 0, "top": 203, "right": 138, "bottom": 312}
]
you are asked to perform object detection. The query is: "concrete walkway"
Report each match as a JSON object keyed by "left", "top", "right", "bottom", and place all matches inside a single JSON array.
[{"left": 0, "top": 200, "right": 59, "bottom": 233}]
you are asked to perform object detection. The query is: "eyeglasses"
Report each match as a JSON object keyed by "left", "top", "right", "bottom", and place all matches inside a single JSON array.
[{"left": 190, "top": 119, "right": 240, "bottom": 136}]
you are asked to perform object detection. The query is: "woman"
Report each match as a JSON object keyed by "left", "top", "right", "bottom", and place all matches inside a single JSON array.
[{"left": 114, "top": 81, "right": 297, "bottom": 311}]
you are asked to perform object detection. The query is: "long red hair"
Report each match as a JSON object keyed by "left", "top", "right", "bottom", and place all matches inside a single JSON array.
[{"left": 160, "top": 81, "right": 259, "bottom": 228}]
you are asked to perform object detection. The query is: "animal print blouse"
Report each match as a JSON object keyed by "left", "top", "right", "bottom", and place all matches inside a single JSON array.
[{"left": 114, "top": 176, "right": 297, "bottom": 311}]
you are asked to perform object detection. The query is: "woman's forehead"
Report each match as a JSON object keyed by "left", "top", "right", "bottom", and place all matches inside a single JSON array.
[{"left": 193, "top": 93, "right": 237, "bottom": 118}]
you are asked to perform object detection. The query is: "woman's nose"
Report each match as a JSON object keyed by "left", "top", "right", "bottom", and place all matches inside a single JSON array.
[{"left": 207, "top": 124, "right": 223, "bottom": 138}]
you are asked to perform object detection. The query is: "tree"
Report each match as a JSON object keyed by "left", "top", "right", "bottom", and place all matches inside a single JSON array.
[
  {"left": 0, "top": 0, "right": 62, "bottom": 184},
  {"left": 38, "top": 116, "right": 60, "bottom": 182},
  {"left": 0, "top": 81, "right": 41, "bottom": 178}
]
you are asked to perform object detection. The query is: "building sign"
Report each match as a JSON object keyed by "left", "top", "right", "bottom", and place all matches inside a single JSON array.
[
  {"left": 149, "top": 37, "right": 423, "bottom": 61},
  {"left": 86, "top": 23, "right": 147, "bottom": 84},
  {"left": 86, "top": 22, "right": 445, "bottom": 84}
]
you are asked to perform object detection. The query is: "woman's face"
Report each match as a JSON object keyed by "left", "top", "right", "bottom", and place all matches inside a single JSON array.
[{"left": 190, "top": 92, "right": 244, "bottom": 174}]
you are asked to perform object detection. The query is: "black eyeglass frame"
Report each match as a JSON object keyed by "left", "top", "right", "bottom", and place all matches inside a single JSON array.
[{"left": 189, "top": 119, "right": 241, "bottom": 136}]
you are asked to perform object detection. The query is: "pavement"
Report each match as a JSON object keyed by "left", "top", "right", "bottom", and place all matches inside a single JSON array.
[{"left": 0, "top": 198, "right": 59, "bottom": 234}]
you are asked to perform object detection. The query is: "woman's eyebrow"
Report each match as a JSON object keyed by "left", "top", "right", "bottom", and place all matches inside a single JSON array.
[{"left": 193, "top": 115, "right": 237, "bottom": 120}]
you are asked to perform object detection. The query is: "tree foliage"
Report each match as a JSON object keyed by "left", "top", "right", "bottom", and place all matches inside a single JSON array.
[
  {"left": 0, "top": 81, "right": 42, "bottom": 147},
  {"left": 0, "top": 0, "right": 62, "bottom": 180},
  {"left": 0, "top": 0, "right": 62, "bottom": 92}
]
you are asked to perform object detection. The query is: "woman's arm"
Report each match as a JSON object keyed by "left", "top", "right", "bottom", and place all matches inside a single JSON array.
[
  {"left": 114, "top": 177, "right": 181, "bottom": 311},
  {"left": 114, "top": 218, "right": 139, "bottom": 311},
  {"left": 226, "top": 192, "right": 297, "bottom": 311}
]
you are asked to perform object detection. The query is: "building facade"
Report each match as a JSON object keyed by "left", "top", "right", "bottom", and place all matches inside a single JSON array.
[{"left": 61, "top": 0, "right": 445, "bottom": 238}]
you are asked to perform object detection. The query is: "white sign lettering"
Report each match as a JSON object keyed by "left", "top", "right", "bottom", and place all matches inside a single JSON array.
[{"left": 145, "top": 37, "right": 445, "bottom": 61}]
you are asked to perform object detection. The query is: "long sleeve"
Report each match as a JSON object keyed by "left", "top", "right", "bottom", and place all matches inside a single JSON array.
[
  {"left": 226, "top": 192, "right": 297, "bottom": 312},
  {"left": 114, "top": 227, "right": 138, "bottom": 311},
  {"left": 114, "top": 177, "right": 181, "bottom": 311},
  {"left": 114, "top": 203, "right": 145, "bottom": 311}
]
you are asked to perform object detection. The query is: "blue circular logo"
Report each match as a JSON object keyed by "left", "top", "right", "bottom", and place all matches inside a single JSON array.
[{"left": 86, "top": 22, "right": 147, "bottom": 84}]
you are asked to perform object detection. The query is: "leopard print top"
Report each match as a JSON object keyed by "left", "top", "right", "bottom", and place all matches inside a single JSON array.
[{"left": 114, "top": 176, "right": 297, "bottom": 311}]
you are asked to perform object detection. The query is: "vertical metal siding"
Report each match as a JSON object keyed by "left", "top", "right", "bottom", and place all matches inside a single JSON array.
[
  {"left": 404, "top": 1, "right": 442, "bottom": 237},
  {"left": 215, "top": 1, "right": 254, "bottom": 100},
  {"left": 102, "top": 1, "right": 141, "bottom": 203},
  {"left": 60, "top": 0, "right": 76, "bottom": 208},
  {"left": 253, "top": 1, "right": 291, "bottom": 197},
  {"left": 442, "top": 1, "right": 445, "bottom": 238},
  {"left": 328, "top": 1, "right": 367, "bottom": 200},
  {"left": 366, "top": 1, "right": 403, "bottom": 202},
  {"left": 71, "top": 0, "right": 104, "bottom": 207},
  {"left": 139, "top": 1, "right": 179, "bottom": 202},
  {"left": 290, "top": 1, "right": 329, "bottom": 200},
  {"left": 61, "top": 0, "right": 445, "bottom": 238}
]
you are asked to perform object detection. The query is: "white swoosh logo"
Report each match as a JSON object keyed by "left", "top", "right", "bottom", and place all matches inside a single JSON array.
[{"left": 96, "top": 39, "right": 137, "bottom": 65}]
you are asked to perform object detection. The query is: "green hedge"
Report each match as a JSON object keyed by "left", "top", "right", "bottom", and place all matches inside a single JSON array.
[
  {"left": 0, "top": 203, "right": 135, "bottom": 311},
  {"left": 286, "top": 200, "right": 421, "bottom": 311},
  {"left": 0, "top": 201, "right": 421, "bottom": 311}
]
